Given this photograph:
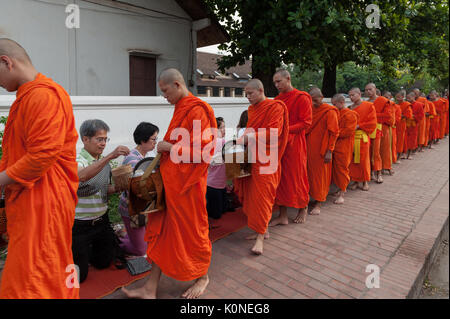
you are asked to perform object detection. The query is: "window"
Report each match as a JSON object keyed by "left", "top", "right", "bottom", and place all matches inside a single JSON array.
[
  {"left": 197, "top": 86, "right": 207, "bottom": 95},
  {"left": 224, "top": 87, "right": 231, "bottom": 97},
  {"left": 212, "top": 87, "right": 220, "bottom": 97},
  {"left": 235, "top": 88, "right": 243, "bottom": 96},
  {"left": 129, "top": 55, "right": 156, "bottom": 96}
]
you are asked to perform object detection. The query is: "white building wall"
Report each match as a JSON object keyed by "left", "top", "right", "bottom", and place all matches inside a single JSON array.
[
  {"left": 0, "top": 0, "right": 194, "bottom": 96},
  {"left": 0, "top": 96, "right": 250, "bottom": 162},
  {"left": 0, "top": 96, "right": 349, "bottom": 163}
]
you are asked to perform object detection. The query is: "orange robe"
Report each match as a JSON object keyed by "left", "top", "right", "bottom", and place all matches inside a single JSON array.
[
  {"left": 235, "top": 99, "right": 289, "bottom": 234},
  {"left": 407, "top": 102, "right": 425, "bottom": 150},
  {"left": 428, "top": 100, "right": 438, "bottom": 141},
  {"left": 379, "top": 98, "right": 395, "bottom": 170},
  {"left": 416, "top": 97, "right": 429, "bottom": 146},
  {"left": 332, "top": 108, "right": 358, "bottom": 191},
  {"left": 434, "top": 98, "right": 446, "bottom": 139},
  {"left": 349, "top": 101, "right": 377, "bottom": 182},
  {"left": 445, "top": 98, "right": 449, "bottom": 135},
  {"left": 397, "top": 101, "right": 412, "bottom": 154},
  {"left": 306, "top": 103, "right": 339, "bottom": 202},
  {"left": 392, "top": 103, "right": 402, "bottom": 163},
  {"left": 371, "top": 96, "right": 392, "bottom": 171},
  {"left": 0, "top": 73, "right": 79, "bottom": 298},
  {"left": 275, "top": 89, "right": 312, "bottom": 209},
  {"left": 425, "top": 100, "right": 436, "bottom": 144},
  {"left": 144, "top": 93, "right": 216, "bottom": 281}
]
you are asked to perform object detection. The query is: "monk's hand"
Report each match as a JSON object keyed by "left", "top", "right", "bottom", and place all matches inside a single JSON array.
[
  {"left": 324, "top": 150, "right": 332, "bottom": 163},
  {"left": 157, "top": 141, "right": 173, "bottom": 153},
  {"left": 108, "top": 145, "right": 130, "bottom": 160}
]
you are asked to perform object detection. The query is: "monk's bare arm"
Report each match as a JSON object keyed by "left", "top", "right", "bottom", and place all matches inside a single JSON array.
[{"left": 0, "top": 171, "right": 16, "bottom": 186}]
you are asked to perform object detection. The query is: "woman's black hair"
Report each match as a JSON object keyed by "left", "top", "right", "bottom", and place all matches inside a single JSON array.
[
  {"left": 237, "top": 110, "right": 248, "bottom": 129},
  {"left": 133, "top": 122, "right": 159, "bottom": 145}
]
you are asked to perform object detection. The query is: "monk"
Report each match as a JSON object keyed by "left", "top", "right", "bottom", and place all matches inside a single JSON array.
[
  {"left": 445, "top": 90, "right": 449, "bottom": 136},
  {"left": 365, "top": 83, "right": 390, "bottom": 183},
  {"left": 420, "top": 93, "right": 436, "bottom": 148},
  {"left": 306, "top": 88, "right": 339, "bottom": 215},
  {"left": 348, "top": 88, "right": 377, "bottom": 191},
  {"left": 429, "top": 90, "right": 445, "bottom": 141},
  {"left": 426, "top": 94, "right": 438, "bottom": 146},
  {"left": 331, "top": 94, "right": 358, "bottom": 204},
  {"left": 395, "top": 91, "right": 413, "bottom": 160},
  {"left": 383, "top": 91, "right": 400, "bottom": 165},
  {"left": 270, "top": 69, "right": 312, "bottom": 226},
  {"left": 406, "top": 92, "right": 425, "bottom": 158},
  {"left": 413, "top": 89, "right": 429, "bottom": 152},
  {"left": 392, "top": 99, "right": 402, "bottom": 163},
  {"left": 234, "top": 79, "right": 289, "bottom": 255},
  {"left": 122, "top": 68, "right": 217, "bottom": 299},
  {"left": 0, "top": 39, "right": 79, "bottom": 298}
]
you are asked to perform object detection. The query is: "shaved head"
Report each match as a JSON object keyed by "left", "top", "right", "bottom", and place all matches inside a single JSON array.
[
  {"left": 0, "top": 38, "right": 32, "bottom": 64},
  {"left": 332, "top": 93, "right": 346, "bottom": 110},
  {"left": 245, "top": 78, "right": 265, "bottom": 105},
  {"left": 274, "top": 69, "right": 290, "bottom": 79},
  {"left": 332, "top": 93, "right": 345, "bottom": 103},
  {"left": 309, "top": 87, "right": 323, "bottom": 98},
  {"left": 245, "top": 79, "right": 264, "bottom": 91},
  {"left": 158, "top": 68, "right": 189, "bottom": 104},
  {"left": 0, "top": 38, "right": 38, "bottom": 92},
  {"left": 309, "top": 87, "right": 323, "bottom": 107},
  {"left": 273, "top": 69, "right": 293, "bottom": 94},
  {"left": 365, "top": 83, "right": 377, "bottom": 100},
  {"left": 349, "top": 87, "right": 361, "bottom": 94},
  {"left": 406, "top": 91, "right": 416, "bottom": 102},
  {"left": 158, "top": 68, "right": 186, "bottom": 86}
]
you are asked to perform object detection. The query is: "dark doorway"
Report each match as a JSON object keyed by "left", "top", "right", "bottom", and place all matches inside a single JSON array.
[{"left": 129, "top": 54, "right": 156, "bottom": 96}]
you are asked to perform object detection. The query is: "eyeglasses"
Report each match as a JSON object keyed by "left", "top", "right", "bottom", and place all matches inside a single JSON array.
[{"left": 93, "top": 137, "right": 110, "bottom": 143}]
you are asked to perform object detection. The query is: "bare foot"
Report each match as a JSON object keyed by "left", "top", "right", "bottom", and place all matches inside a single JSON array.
[
  {"left": 348, "top": 182, "right": 358, "bottom": 191},
  {"left": 181, "top": 275, "right": 209, "bottom": 299},
  {"left": 269, "top": 215, "right": 289, "bottom": 227},
  {"left": 246, "top": 232, "right": 269, "bottom": 240},
  {"left": 293, "top": 208, "right": 307, "bottom": 224},
  {"left": 388, "top": 169, "right": 394, "bottom": 176},
  {"left": 251, "top": 235, "right": 264, "bottom": 255},
  {"left": 121, "top": 286, "right": 156, "bottom": 299},
  {"left": 309, "top": 205, "right": 320, "bottom": 215},
  {"left": 376, "top": 174, "right": 383, "bottom": 184},
  {"left": 361, "top": 182, "right": 370, "bottom": 191},
  {"left": 334, "top": 195, "right": 344, "bottom": 204}
]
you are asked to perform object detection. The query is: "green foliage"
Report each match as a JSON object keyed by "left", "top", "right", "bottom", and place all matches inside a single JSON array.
[
  {"left": 206, "top": 0, "right": 448, "bottom": 96},
  {"left": 107, "top": 193, "right": 122, "bottom": 224},
  {"left": 0, "top": 116, "right": 7, "bottom": 159}
]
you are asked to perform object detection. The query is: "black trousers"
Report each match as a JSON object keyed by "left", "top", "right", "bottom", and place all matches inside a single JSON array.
[
  {"left": 206, "top": 186, "right": 227, "bottom": 219},
  {"left": 72, "top": 213, "right": 115, "bottom": 283}
]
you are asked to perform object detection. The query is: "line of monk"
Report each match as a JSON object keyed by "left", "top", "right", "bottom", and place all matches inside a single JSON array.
[{"left": 1, "top": 38, "right": 449, "bottom": 299}]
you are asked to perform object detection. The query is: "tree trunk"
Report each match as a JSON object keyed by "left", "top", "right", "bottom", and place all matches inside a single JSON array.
[
  {"left": 322, "top": 63, "right": 337, "bottom": 98},
  {"left": 251, "top": 62, "right": 278, "bottom": 98}
]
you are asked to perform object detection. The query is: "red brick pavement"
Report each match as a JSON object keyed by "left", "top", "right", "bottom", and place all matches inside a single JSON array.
[{"left": 107, "top": 138, "right": 449, "bottom": 299}]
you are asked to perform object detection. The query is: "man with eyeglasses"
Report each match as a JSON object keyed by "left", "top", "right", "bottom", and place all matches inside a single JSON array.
[{"left": 72, "top": 119, "right": 130, "bottom": 283}]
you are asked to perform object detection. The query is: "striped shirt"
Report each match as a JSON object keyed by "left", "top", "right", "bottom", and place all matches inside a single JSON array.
[
  {"left": 75, "top": 148, "right": 108, "bottom": 221},
  {"left": 118, "top": 148, "right": 145, "bottom": 217}
]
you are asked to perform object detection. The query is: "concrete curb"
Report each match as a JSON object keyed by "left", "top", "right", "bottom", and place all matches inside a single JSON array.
[{"left": 363, "top": 181, "right": 449, "bottom": 299}]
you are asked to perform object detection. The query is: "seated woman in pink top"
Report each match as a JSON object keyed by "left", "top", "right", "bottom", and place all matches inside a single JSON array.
[
  {"left": 118, "top": 122, "right": 159, "bottom": 256},
  {"left": 206, "top": 117, "right": 227, "bottom": 226}
]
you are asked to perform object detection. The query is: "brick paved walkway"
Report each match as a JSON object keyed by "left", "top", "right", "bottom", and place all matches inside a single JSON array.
[{"left": 108, "top": 137, "right": 449, "bottom": 299}]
